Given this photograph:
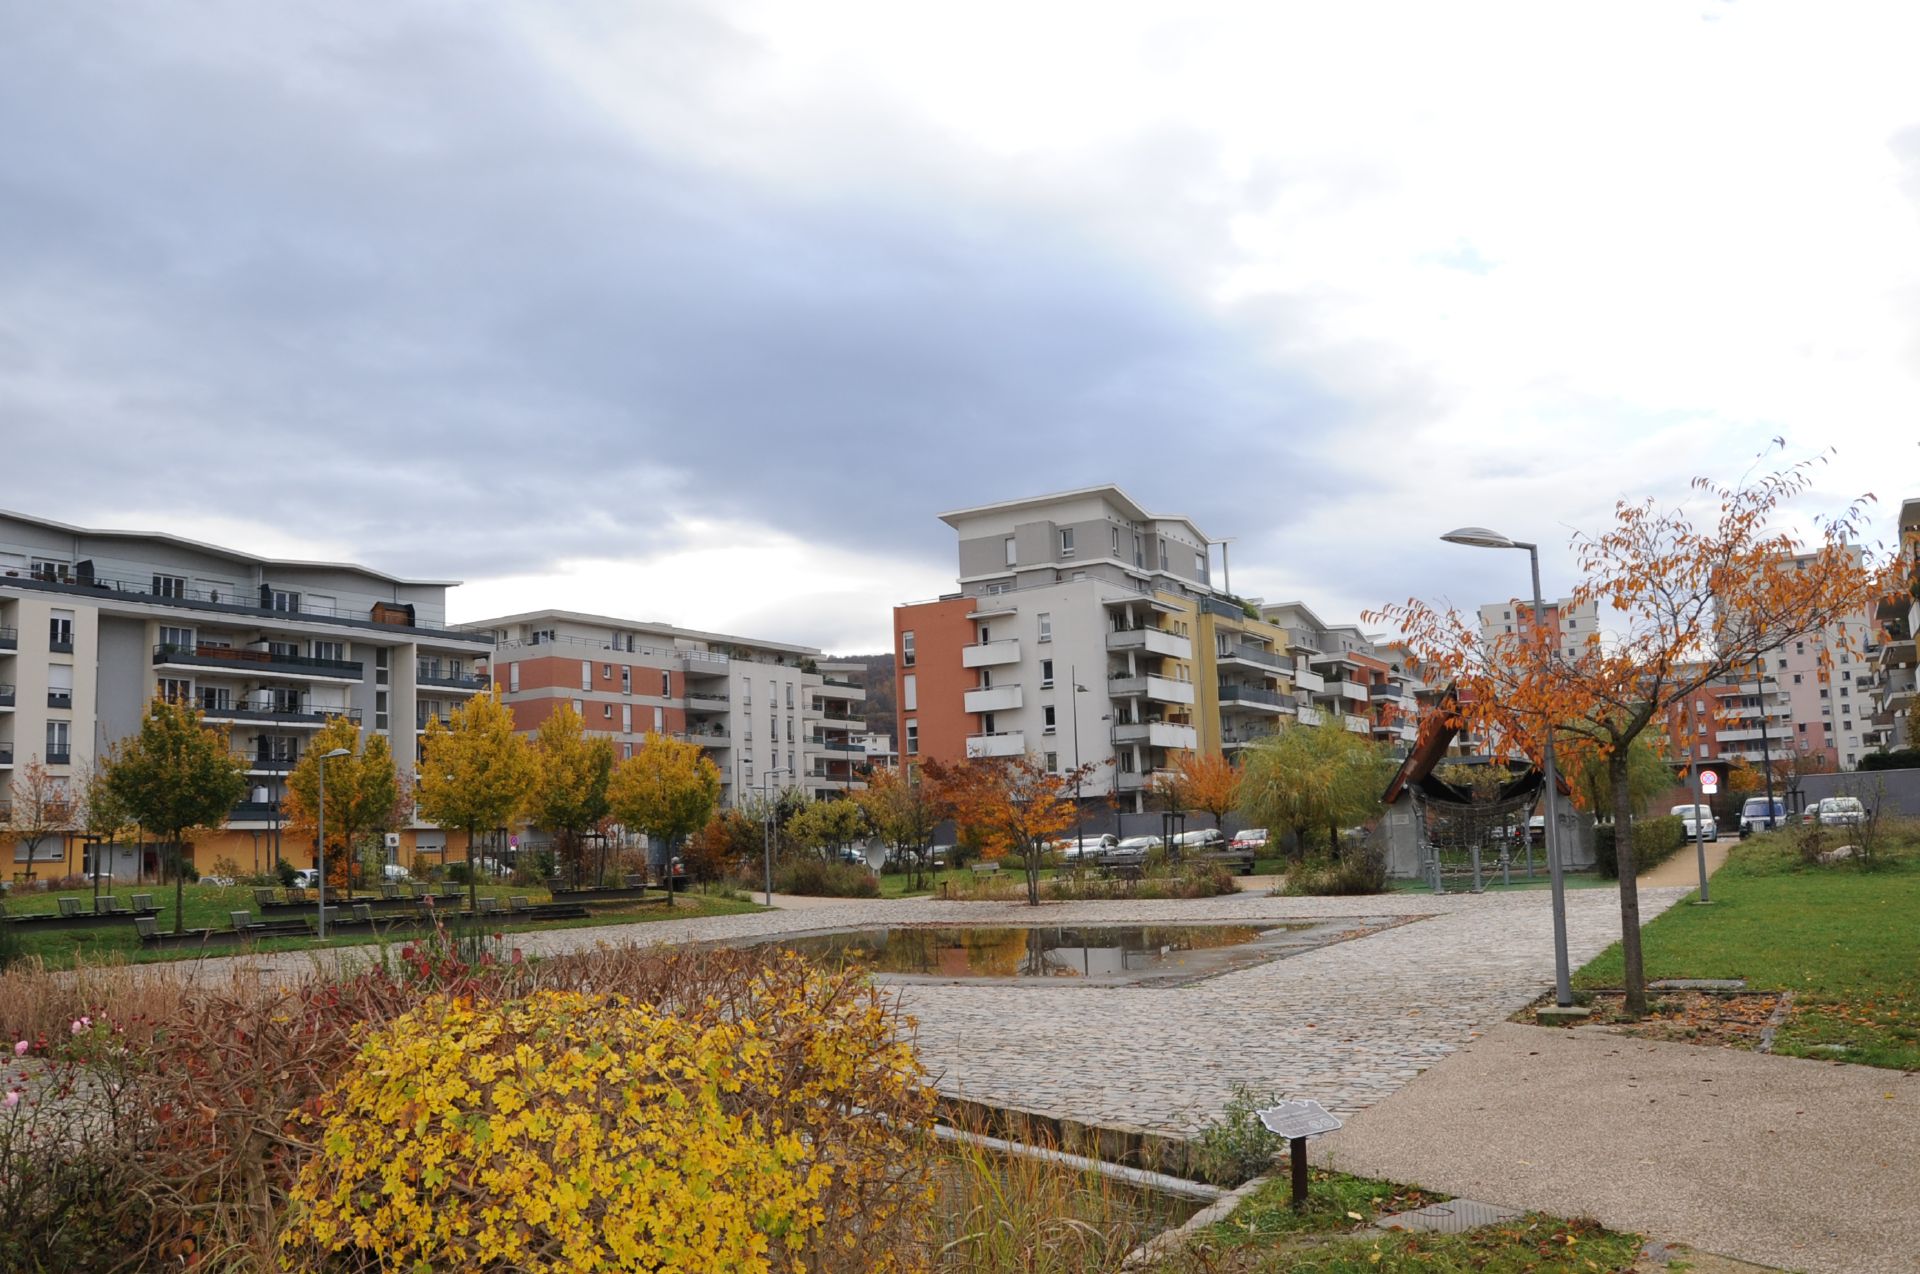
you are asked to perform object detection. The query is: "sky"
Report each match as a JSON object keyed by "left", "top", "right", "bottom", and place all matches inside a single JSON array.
[{"left": 2, "top": 1, "right": 1917, "bottom": 653}]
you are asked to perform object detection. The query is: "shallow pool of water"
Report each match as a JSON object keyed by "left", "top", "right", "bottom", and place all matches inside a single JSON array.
[{"left": 760, "top": 919, "right": 1391, "bottom": 985}]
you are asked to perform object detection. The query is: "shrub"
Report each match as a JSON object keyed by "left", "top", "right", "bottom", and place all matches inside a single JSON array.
[
  {"left": 1858, "top": 748, "right": 1920, "bottom": 772},
  {"left": 1593, "top": 814, "right": 1686, "bottom": 879},
  {"left": 1040, "top": 863, "right": 1240, "bottom": 902},
  {"left": 0, "top": 1052, "right": 143, "bottom": 1273},
  {"left": 281, "top": 960, "right": 932, "bottom": 1273},
  {"left": 446, "top": 860, "right": 473, "bottom": 885},
  {"left": 1187, "top": 1083, "right": 1282, "bottom": 1186},
  {"left": 775, "top": 858, "right": 880, "bottom": 898},
  {"left": 277, "top": 857, "right": 298, "bottom": 889},
  {"left": 1283, "top": 840, "right": 1388, "bottom": 896}
]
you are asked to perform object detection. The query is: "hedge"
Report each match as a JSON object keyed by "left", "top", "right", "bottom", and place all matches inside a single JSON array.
[
  {"left": 1593, "top": 814, "right": 1687, "bottom": 879},
  {"left": 1859, "top": 748, "right": 1920, "bottom": 772}
]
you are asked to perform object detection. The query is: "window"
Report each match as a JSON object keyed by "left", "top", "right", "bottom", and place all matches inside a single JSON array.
[
  {"left": 160, "top": 678, "right": 190, "bottom": 704},
  {"left": 48, "top": 611, "right": 74, "bottom": 650},
  {"left": 653, "top": 706, "right": 663, "bottom": 733},
  {"left": 1133, "top": 534, "right": 1143, "bottom": 567},
  {"left": 786, "top": 683, "right": 795, "bottom": 709},
  {"left": 313, "top": 640, "right": 344, "bottom": 663},
  {"left": 1158, "top": 536, "right": 1168, "bottom": 566},
  {"left": 662, "top": 670, "right": 671, "bottom": 696},
  {"left": 621, "top": 666, "right": 631, "bottom": 694},
  {"left": 1793, "top": 673, "right": 1803, "bottom": 684},
  {"left": 375, "top": 647, "right": 388, "bottom": 685},
  {"left": 901, "top": 632, "right": 915, "bottom": 667},
  {"left": 905, "top": 721, "right": 919, "bottom": 755},
  {"left": 981, "top": 713, "right": 995, "bottom": 734},
  {"left": 573, "top": 698, "right": 584, "bottom": 715},
  {"left": 602, "top": 704, "right": 613, "bottom": 719},
  {"left": 1037, "top": 613, "right": 1052, "bottom": 642},
  {"left": 508, "top": 663, "right": 520, "bottom": 692},
  {"left": 1059, "top": 528, "right": 1075, "bottom": 557},
  {"left": 152, "top": 573, "right": 187, "bottom": 598},
  {"left": 787, "top": 750, "right": 795, "bottom": 775},
  {"left": 1040, "top": 659, "right": 1054, "bottom": 688},
  {"left": 622, "top": 704, "right": 632, "bottom": 733},
  {"left": 582, "top": 661, "right": 593, "bottom": 691},
  {"left": 30, "top": 557, "right": 70, "bottom": 582},
  {"left": 1042, "top": 705, "right": 1056, "bottom": 734},
  {"left": 46, "top": 720, "right": 70, "bottom": 763},
  {"left": 270, "top": 589, "right": 300, "bottom": 613},
  {"left": 1045, "top": 751, "right": 1059, "bottom": 772},
  {"left": 903, "top": 674, "right": 917, "bottom": 711},
  {"left": 159, "top": 625, "right": 193, "bottom": 651},
  {"left": 267, "top": 641, "right": 298, "bottom": 660},
  {"left": 198, "top": 685, "right": 230, "bottom": 711},
  {"left": 1195, "top": 551, "right": 1207, "bottom": 578},
  {"left": 1005, "top": 537, "right": 1017, "bottom": 566},
  {"left": 1797, "top": 723, "right": 1807, "bottom": 734},
  {"left": 602, "top": 663, "right": 612, "bottom": 679}
]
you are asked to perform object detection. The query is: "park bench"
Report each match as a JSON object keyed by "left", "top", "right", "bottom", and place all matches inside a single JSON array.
[
  {"left": 58, "top": 896, "right": 83, "bottom": 918},
  {"left": 378, "top": 882, "right": 400, "bottom": 900},
  {"left": 971, "top": 862, "right": 1001, "bottom": 877},
  {"left": 229, "top": 910, "right": 314, "bottom": 941},
  {"left": 476, "top": 896, "right": 502, "bottom": 916},
  {"left": 131, "top": 893, "right": 155, "bottom": 913},
  {"left": 252, "top": 887, "right": 279, "bottom": 910},
  {"left": 134, "top": 915, "right": 214, "bottom": 947}
]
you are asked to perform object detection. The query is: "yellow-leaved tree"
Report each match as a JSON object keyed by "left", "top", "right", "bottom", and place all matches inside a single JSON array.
[
  {"left": 105, "top": 697, "right": 248, "bottom": 932},
  {"left": 1372, "top": 450, "right": 1893, "bottom": 1014},
  {"left": 606, "top": 733, "right": 722, "bottom": 896},
  {"left": 283, "top": 716, "right": 402, "bottom": 900},
  {"left": 524, "top": 703, "right": 614, "bottom": 888},
  {"left": 416, "top": 690, "right": 538, "bottom": 916}
]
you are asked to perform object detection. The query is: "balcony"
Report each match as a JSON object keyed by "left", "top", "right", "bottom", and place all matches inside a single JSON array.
[
  {"left": 0, "top": 746, "right": 12, "bottom": 766},
  {"left": 203, "top": 699, "right": 362, "bottom": 728},
  {"left": 1106, "top": 627, "right": 1193, "bottom": 660},
  {"left": 685, "top": 691, "right": 731, "bottom": 712},
  {"left": 1216, "top": 643, "right": 1285, "bottom": 671},
  {"left": 1221, "top": 726, "right": 1280, "bottom": 750},
  {"left": 46, "top": 749, "right": 71, "bottom": 765},
  {"left": 1343, "top": 714, "right": 1370, "bottom": 734},
  {"left": 1107, "top": 674, "right": 1195, "bottom": 705},
  {"left": 1291, "top": 665, "right": 1325, "bottom": 694},
  {"left": 153, "top": 643, "right": 363, "bottom": 682},
  {"left": 962, "top": 638, "right": 1022, "bottom": 668},
  {"left": 0, "top": 626, "right": 14, "bottom": 650},
  {"left": 815, "top": 713, "right": 862, "bottom": 732},
  {"left": 247, "top": 751, "right": 300, "bottom": 774},
  {"left": 0, "top": 685, "right": 12, "bottom": 708},
  {"left": 1112, "top": 721, "right": 1199, "bottom": 750},
  {"left": 1217, "top": 683, "right": 1288, "bottom": 712},
  {"left": 1115, "top": 769, "right": 1157, "bottom": 794},
  {"left": 49, "top": 638, "right": 74, "bottom": 654},
  {"left": 964, "top": 684, "right": 1024, "bottom": 713},
  {"left": 966, "top": 731, "right": 1027, "bottom": 758},
  {"left": 230, "top": 800, "right": 281, "bottom": 822},
  {"left": 1316, "top": 680, "right": 1369, "bottom": 703},
  {"left": 814, "top": 678, "right": 866, "bottom": 702},
  {"left": 810, "top": 738, "right": 865, "bottom": 753},
  {"left": 416, "top": 710, "right": 455, "bottom": 732},
  {"left": 47, "top": 690, "right": 72, "bottom": 710},
  {"left": 416, "top": 665, "right": 484, "bottom": 692}
]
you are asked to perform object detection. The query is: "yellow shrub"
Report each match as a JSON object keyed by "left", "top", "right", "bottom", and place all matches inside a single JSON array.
[{"left": 279, "top": 959, "right": 935, "bottom": 1273}]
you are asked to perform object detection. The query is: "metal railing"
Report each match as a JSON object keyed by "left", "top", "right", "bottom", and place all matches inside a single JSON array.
[
  {"left": 0, "top": 685, "right": 13, "bottom": 707},
  {"left": 1, "top": 565, "right": 472, "bottom": 634},
  {"left": 0, "top": 626, "right": 15, "bottom": 649},
  {"left": 1216, "top": 683, "right": 1285, "bottom": 706},
  {"left": 154, "top": 643, "right": 363, "bottom": 677},
  {"left": 0, "top": 747, "right": 11, "bottom": 765},
  {"left": 1220, "top": 644, "right": 1286, "bottom": 668},
  {"left": 46, "top": 750, "right": 71, "bottom": 765},
  {"left": 47, "top": 690, "right": 72, "bottom": 709}
]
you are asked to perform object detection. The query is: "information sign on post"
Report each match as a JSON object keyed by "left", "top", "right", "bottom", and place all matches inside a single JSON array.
[{"left": 1257, "top": 1100, "right": 1344, "bottom": 1209}]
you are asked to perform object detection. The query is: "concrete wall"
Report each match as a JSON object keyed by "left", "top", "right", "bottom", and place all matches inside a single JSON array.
[{"left": 1797, "top": 767, "right": 1920, "bottom": 816}]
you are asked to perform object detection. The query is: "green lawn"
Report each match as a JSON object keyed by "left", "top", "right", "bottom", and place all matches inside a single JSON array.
[
  {"left": 1157, "top": 1170, "right": 1643, "bottom": 1272},
  {"left": 3, "top": 881, "right": 764, "bottom": 970},
  {"left": 1574, "top": 830, "right": 1920, "bottom": 1070}
]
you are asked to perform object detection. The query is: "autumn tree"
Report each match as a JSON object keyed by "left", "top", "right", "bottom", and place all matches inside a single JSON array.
[
  {"left": 853, "top": 765, "right": 947, "bottom": 888},
  {"left": 1563, "top": 732, "right": 1672, "bottom": 820},
  {"left": 684, "top": 810, "right": 760, "bottom": 884},
  {"left": 1238, "top": 719, "right": 1395, "bottom": 860},
  {"left": 284, "top": 716, "right": 401, "bottom": 899},
  {"left": 524, "top": 704, "right": 614, "bottom": 887},
  {"left": 607, "top": 733, "right": 723, "bottom": 891},
  {"left": 784, "top": 798, "right": 869, "bottom": 862},
  {"left": 924, "top": 755, "right": 1091, "bottom": 906},
  {"left": 105, "top": 697, "right": 248, "bottom": 932},
  {"left": 4, "top": 758, "right": 75, "bottom": 884},
  {"left": 74, "top": 749, "right": 134, "bottom": 886},
  {"left": 416, "top": 690, "right": 537, "bottom": 916},
  {"left": 1162, "top": 751, "right": 1242, "bottom": 831},
  {"left": 1374, "top": 451, "right": 1891, "bottom": 1014}
]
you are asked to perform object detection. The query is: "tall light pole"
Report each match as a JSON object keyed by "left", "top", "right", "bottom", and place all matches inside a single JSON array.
[
  {"left": 759, "top": 768, "right": 786, "bottom": 906},
  {"left": 315, "top": 746, "right": 351, "bottom": 940},
  {"left": 1753, "top": 653, "right": 1778, "bottom": 826},
  {"left": 1442, "top": 527, "right": 1573, "bottom": 1008},
  {"left": 1071, "top": 665, "right": 1087, "bottom": 851}
]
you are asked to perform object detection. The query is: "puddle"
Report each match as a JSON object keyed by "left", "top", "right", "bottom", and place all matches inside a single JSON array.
[{"left": 759, "top": 919, "right": 1398, "bottom": 986}]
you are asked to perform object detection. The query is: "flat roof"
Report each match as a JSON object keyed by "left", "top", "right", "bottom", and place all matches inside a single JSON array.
[
  {"left": 937, "top": 484, "right": 1211, "bottom": 541},
  {"left": 458, "top": 608, "right": 821, "bottom": 657},
  {"left": 0, "top": 506, "right": 459, "bottom": 588}
]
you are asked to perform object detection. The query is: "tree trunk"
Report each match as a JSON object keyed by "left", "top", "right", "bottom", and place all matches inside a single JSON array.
[
  {"left": 170, "top": 833, "right": 185, "bottom": 934},
  {"left": 468, "top": 826, "right": 479, "bottom": 919},
  {"left": 1610, "top": 750, "right": 1647, "bottom": 1016},
  {"left": 1327, "top": 822, "right": 1339, "bottom": 858},
  {"left": 1026, "top": 841, "right": 1041, "bottom": 906}
]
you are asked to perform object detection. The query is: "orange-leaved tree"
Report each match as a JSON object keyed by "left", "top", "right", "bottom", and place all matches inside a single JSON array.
[
  {"left": 1372, "top": 449, "right": 1893, "bottom": 1013},
  {"left": 923, "top": 755, "right": 1091, "bottom": 906},
  {"left": 852, "top": 765, "right": 949, "bottom": 889},
  {"left": 1161, "top": 751, "right": 1242, "bottom": 832}
]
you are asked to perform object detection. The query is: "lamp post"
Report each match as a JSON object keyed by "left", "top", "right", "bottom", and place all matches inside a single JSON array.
[
  {"left": 1441, "top": 527, "right": 1573, "bottom": 1008},
  {"left": 1071, "top": 666, "right": 1087, "bottom": 852},
  {"left": 758, "top": 768, "right": 786, "bottom": 906},
  {"left": 1753, "top": 654, "right": 1778, "bottom": 827},
  {"left": 315, "top": 746, "right": 351, "bottom": 940}
]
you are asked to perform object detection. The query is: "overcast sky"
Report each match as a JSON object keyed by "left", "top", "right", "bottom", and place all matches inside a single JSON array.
[{"left": 2, "top": 1, "right": 1916, "bottom": 652}]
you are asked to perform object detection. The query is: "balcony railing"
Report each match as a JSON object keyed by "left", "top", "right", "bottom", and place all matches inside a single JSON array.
[
  {"left": 0, "top": 746, "right": 11, "bottom": 765},
  {"left": 248, "top": 751, "right": 300, "bottom": 772},
  {"left": 49, "top": 638, "right": 74, "bottom": 654},
  {"left": 1218, "top": 643, "right": 1286, "bottom": 669},
  {"left": 47, "top": 690, "right": 72, "bottom": 709},
  {"left": 203, "top": 698, "right": 361, "bottom": 726},
  {"left": 416, "top": 665, "right": 483, "bottom": 690},
  {"left": 0, "top": 685, "right": 13, "bottom": 707},
  {"left": 230, "top": 800, "right": 282, "bottom": 820},
  {"left": 685, "top": 692, "right": 731, "bottom": 711},
  {"left": 0, "top": 626, "right": 15, "bottom": 650},
  {"left": 154, "top": 643, "right": 363, "bottom": 679},
  {"left": 808, "top": 738, "right": 864, "bottom": 752},
  {"left": 46, "top": 750, "right": 71, "bottom": 765},
  {"left": 966, "top": 731, "right": 1026, "bottom": 758},
  {"left": 1217, "top": 683, "right": 1287, "bottom": 708}
]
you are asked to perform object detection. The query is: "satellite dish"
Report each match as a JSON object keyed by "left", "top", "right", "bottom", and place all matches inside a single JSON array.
[{"left": 863, "top": 841, "right": 889, "bottom": 871}]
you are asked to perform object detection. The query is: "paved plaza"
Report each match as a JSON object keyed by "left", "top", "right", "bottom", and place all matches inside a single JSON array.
[{"left": 199, "top": 881, "right": 1688, "bottom": 1134}]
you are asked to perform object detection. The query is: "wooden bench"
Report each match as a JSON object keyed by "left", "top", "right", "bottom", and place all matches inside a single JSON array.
[{"left": 970, "top": 862, "right": 1001, "bottom": 877}]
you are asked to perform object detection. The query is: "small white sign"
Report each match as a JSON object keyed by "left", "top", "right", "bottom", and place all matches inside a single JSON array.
[{"left": 1256, "top": 1099, "right": 1343, "bottom": 1141}]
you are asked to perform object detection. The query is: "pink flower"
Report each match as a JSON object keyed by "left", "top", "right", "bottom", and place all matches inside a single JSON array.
[
  {"left": 70, "top": 1018, "right": 89, "bottom": 1036},
  {"left": 2, "top": 1091, "right": 19, "bottom": 1109},
  {"left": 11, "top": 1041, "right": 25, "bottom": 1056}
]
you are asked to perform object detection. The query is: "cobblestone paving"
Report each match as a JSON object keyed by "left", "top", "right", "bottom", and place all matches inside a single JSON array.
[{"left": 136, "top": 885, "right": 1689, "bottom": 1136}]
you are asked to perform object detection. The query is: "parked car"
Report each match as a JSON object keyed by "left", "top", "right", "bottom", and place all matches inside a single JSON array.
[
  {"left": 382, "top": 863, "right": 412, "bottom": 882},
  {"left": 1805, "top": 796, "right": 1867, "bottom": 828},
  {"left": 1670, "top": 803, "right": 1719, "bottom": 842},
  {"left": 290, "top": 868, "right": 320, "bottom": 889},
  {"left": 1738, "top": 798, "right": 1788, "bottom": 837},
  {"left": 1172, "top": 829, "right": 1226, "bottom": 851},
  {"left": 1527, "top": 815, "right": 1546, "bottom": 845},
  {"left": 1099, "top": 835, "right": 1160, "bottom": 868},
  {"left": 1053, "top": 833, "right": 1118, "bottom": 862},
  {"left": 1229, "top": 827, "right": 1269, "bottom": 852}
]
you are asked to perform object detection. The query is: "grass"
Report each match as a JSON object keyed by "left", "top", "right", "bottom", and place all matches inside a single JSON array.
[
  {"left": 1150, "top": 1170, "right": 1643, "bottom": 1272},
  {"left": 3, "top": 882, "right": 763, "bottom": 970},
  {"left": 1574, "top": 825, "right": 1920, "bottom": 1070}
]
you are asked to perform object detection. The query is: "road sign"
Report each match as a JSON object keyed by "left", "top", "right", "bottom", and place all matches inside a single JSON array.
[
  {"left": 1257, "top": 1100, "right": 1344, "bottom": 1141},
  {"left": 1701, "top": 772, "right": 1719, "bottom": 794}
]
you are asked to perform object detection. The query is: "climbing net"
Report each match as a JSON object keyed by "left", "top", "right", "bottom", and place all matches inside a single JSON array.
[{"left": 1413, "top": 783, "right": 1543, "bottom": 892}]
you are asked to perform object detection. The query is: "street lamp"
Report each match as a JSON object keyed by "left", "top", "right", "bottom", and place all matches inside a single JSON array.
[
  {"left": 758, "top": 768, "right": 786, "bottom": 906},
  {"left": 1441, "top": 526, "right": 1574, "bottom": 1008},
  {"left": 315, "top": 747, "right": 351, "bottom": 940}
]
